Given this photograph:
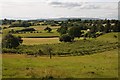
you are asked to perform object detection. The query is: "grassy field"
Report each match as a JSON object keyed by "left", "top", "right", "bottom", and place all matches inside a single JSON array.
[
  {"left": 2, "top": 49, "right": 118, "bottom": 78},
  {"left": 30, "top": 25, "right": 60, "bottom": 31},
  {"left": 22, "top": 38, "right": 60, "bottom": 45},
  {"left": 2, "top": 25, "right": 60, "bottom": 38},
  {"left": 1, "top": 25, "right": 119, "bottom": 78},
  {"left": 97, "top": 32, "right": 118, "bottom": 42},
  {"left": 2, "top": 32, "right": 118, "bottom": 55},
  {"left": 13, "top": 31, "right": 59, "bottom": 38},
  {"left": 21, "top": 32, "right": 118, "bottom": 45}
]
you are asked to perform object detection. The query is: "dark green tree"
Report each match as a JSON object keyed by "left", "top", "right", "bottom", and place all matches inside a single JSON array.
[
  {"left": 57, "top": 26, "right": 68, "bottom": 35},
  {"left": 112, "top": 20, "right": 120, "bottom": 32},
  {"left": 104, "top": 20, "right": 111, "bottom": 33},
  {"left": 59, "top": 34, "right": 72, "bottom": 42},
  {"left": 44, "top": 27, "right": 52, "bottom": 32},
  {"left": 68, "top": 27, "right": 82, "bottom": 38},
  {"left": 2, "top": 34, "right": 23, "bottom": 48}
]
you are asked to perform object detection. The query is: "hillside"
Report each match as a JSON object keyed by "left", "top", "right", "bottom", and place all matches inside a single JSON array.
[
  {"left": 2, "top": 49, "right": 118, "bottom": 78},
  {"left": 96, "top": 32, "right": 118, "bottom": 43}
]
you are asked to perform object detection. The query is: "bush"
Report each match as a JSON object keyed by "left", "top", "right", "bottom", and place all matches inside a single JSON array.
[
  {"left": 59, "top": 34, "right": 72, "bottom": 42},
  {"left": 2, "top": 48, "right": 18, "bottom": 53}
]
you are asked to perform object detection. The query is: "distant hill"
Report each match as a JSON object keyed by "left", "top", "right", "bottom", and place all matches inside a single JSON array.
[{"left": 37, "top": 17, "right": 101, "bottom": 21}]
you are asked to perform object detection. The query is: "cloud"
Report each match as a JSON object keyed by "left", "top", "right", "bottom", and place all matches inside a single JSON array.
[
  {"left": 0, "top": 0, "right": 118, "bottom": 19},
  {"left": 49, "top": 2, "right": 82, "bottom": 8},
  {"left": 48, "top": 1, "right": 118, "bottom": 9}
]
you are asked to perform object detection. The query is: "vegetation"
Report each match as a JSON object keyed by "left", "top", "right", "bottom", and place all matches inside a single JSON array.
[
  {"left": 9, "top": 28, "right": 36, "bottom": 33},
  {"left": 2, "top": 49, "right": 118, "bottom": 78},
  {"left": 68, "top": 26, "right": 82, "bottom": 39},
  {"left": 2, "top": 34, "right": 23, "bottom": 48},
  {"left": 44, "top": 27, "right": 52, "bottom": 33},
  {"left": 57, "top": 26, "right": 68, "bottom": 35},
  {"left": 59, "top": 34, "right": 72, "bottom": 42},
  {"left": 2, "top": 33, "right": 118, "bottom": 56},
  {"left": 9, "top": 21, "right": 32, "bottom": 27},
  {"left": 22, "top": 38, "right": 59, "bottom": 45},
  {"left": 1, "top": 18, "right": 119, "bottom": 78}
]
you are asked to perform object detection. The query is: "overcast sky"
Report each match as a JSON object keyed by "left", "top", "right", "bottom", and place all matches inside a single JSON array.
[{"left": 0, "top": 0, "right": 119, "bottom": 20}]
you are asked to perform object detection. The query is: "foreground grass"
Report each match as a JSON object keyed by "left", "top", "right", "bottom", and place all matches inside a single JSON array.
[{"left": 2, "top": 49, "right": 118, "bottom": 78}]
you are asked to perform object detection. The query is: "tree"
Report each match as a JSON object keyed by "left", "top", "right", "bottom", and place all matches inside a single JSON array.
[
  {"left": 9, "top": 21, "right": 31, "bottom": 27},
  {"left": 104, "top": 20, "right": 111, "bottom": 33},
  {"left": 59, "top": 34, "right": 72, "bottom": 42},
  {"left": 44, "top": 46, "right": 53, "bottom": 59},
  {"left": 112, "top": 20, "right": 120, "bottom": 32},
  {"left": 90, "top": 25, "right": 97, "bottom": 33},
  {"left": 44, "top": 27, "right": 52, "bottom": 32},
  {"left": 2, "top": 34, "right": 23, "bottom": 48},
  {"left": 68, "top": 27, "right": 82, "bottom": 38},
  {"left": 57, "top": 26, "right": 68, "bottom": 35}
]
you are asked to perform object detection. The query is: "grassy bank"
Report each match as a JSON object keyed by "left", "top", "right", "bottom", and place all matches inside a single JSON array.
[{"left": 2, "top": 32, "right": 119, "bottom": 56}]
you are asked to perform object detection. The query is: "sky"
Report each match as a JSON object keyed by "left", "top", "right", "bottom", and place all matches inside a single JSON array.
[{"left": 0, "top": 0, "right": 119, "bottom": 20}]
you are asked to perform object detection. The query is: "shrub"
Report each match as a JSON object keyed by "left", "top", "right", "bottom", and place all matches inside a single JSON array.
[
  {"left": 59, "top": 34, "right": 72, "bottom": 42},
  {"left": 2, "top": 48, "right": 18, "bottom": 53}
]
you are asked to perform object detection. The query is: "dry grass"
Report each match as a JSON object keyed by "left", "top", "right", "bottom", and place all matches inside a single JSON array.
[
  {"left": 22, "top": 38, "right": 60, "bottom": 45},
  {"left": 30, "top": 26, "right": 60, "bottom": 31}
]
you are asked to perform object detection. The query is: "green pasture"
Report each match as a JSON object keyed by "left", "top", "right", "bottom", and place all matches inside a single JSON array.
[
  {"left": 2, "top": 25, "right": 60, "bottom": 38},
  {"left": 2, "top": 49, "right": 118, "bottom": 78},
  {"left": 13, "top": 31, "right": 59, "bottom": 38},
  {"left": 2, "top": 32, "right": 118, "bottom": 55},
  {"left": 22, "top": 32, "right": 118, "bottom": 45},
  {"left": 97, "top": 32, "right": 118, "bottom": 42}
]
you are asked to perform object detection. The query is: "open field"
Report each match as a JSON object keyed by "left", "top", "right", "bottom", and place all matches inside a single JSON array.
[
  {"left": 19, "top": 32, "right": 118, "bottom": 45},
  {"left": 22, "top": 38, "right": 60, "bottom": 45},
  {"left": 1, "top": 24, "right": 119, "bottom": 78},
  {"left": 30, "top": 25, "right": 60, "bottom": 31},
  {"left": 2, "top": 25, "right": 60, "bottom": 38},
  {"left": 2, "top": 49, "right": 118, "bottom": 78},
  {"left": 2, "top": 32, "right": 118, "bottom": 55},
  {"left": 13, "top": 32, "right": 59, "bottom": 38}
]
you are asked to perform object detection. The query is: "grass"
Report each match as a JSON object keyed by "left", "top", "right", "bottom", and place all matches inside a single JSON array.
[
  {"left": 20, "top": 32, "right": 118, "bottom": 45},
  {"left": 2, "top": 25, "right": 60, "bottom": 38},
  {"left": 2, "top": 49, "right": 118, "bottom": 78},
  {"left": 2, "top": 32, "right": 118, "bottom": 55},
  {"left": 22, "top": 38, "right": 60, "bottom": 45},
  {"left": 13, "top": 31, "right": 59, "bottom": 38},
  {"left": 0, "top": 54, "right": 2, "bottom": 79},
  {"left": 1, "top": 25, "right": 119, "bottom": 78},
  {"left": 30, "top": 25, "right": 60, "bottom": 31},
  {"left": 97, "top": 32, "right": 118, "bottom": 43}
]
